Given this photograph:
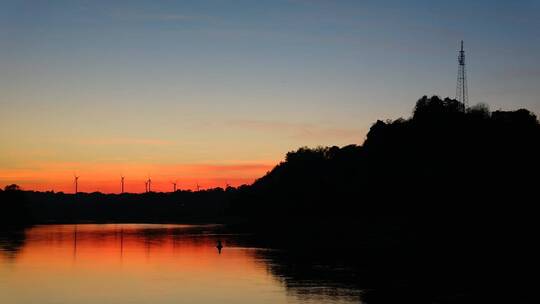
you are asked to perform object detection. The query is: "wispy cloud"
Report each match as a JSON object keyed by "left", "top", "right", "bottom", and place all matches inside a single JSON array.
[
  {"left": 109, "top": 10, "right": 213, "bottom": 23},
  {"left": 227, "top": 119, "right": 362, "bottom": 141},
  {"left": 78, "top": 138, "right": 175, "bottom": 146},
  {"left": 176, "top": 163, "right": 274, "bottom": 174}
]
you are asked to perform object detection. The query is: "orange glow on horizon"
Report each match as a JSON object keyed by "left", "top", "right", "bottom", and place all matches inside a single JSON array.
[{"left": 0, "top": 162, "right": 276, "bottom": 193}]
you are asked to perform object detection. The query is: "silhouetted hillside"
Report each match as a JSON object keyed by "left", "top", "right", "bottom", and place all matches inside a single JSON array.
[{"left": 230, "top": 95, "right": 539, "bottom": 217}]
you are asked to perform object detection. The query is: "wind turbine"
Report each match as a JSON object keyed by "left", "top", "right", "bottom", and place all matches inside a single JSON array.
[
  {"left": 121, "top": 176, "right": 125, "bottom": 194},
  {"left": 171, "top": 180, "right": 177, "bottom": 192},
  {"left": 144, "top": 180, "right": 148, "bottom": 193},
  {"left": 147, "top": 178, "right": 152, "bottom": 192},
  {"left": 74, "top": 175, "right": 79, "bottom": 194},
  {"left": 196, "top": 183, "right": 200, "bottom": 192}
]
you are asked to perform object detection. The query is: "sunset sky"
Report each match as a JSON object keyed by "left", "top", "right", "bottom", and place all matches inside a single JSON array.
[{"left": 1, "top": 0, "right": 539, "bottom": 193}]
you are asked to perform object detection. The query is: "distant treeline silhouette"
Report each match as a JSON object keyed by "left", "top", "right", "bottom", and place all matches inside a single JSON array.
[{"left": 0, "top": 186, "right": 234, "bottom": 225}]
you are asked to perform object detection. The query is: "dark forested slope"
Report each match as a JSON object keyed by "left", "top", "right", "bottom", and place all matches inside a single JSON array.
[{"left": 230, "top": 95, "right": 539, "bottom": 217}]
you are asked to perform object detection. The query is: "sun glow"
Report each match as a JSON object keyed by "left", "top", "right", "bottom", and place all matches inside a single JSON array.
[{"left": 0, "top": 162, "right": 275, "bottom": 193}]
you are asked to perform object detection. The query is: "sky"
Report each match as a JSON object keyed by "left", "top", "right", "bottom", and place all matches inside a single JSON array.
[{"left": 1, "top": 0, "right": 539, "bottom": 193}]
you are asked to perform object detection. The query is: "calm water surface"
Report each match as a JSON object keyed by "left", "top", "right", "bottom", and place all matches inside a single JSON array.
[{"left": 0, "top": 224, "right": 362, "bottom": 304}]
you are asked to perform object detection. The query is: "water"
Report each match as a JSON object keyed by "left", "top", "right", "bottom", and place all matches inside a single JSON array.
[{"left": 0, "top": 224, "right": 362, "bottom": 304}]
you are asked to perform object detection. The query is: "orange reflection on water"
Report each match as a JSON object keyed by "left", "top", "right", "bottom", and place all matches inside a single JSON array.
[{"left": 0, "top": 224, "right": 291, "bottom": 304}]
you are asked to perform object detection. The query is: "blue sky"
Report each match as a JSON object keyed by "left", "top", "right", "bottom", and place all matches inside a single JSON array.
[{"left": 1, "top": 0, "right": 539, "bottom": 191}]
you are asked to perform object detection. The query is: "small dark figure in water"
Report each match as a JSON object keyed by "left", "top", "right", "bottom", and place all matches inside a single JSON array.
[{"left": 216, "top": 240, "right": 223, "bottom": 254}]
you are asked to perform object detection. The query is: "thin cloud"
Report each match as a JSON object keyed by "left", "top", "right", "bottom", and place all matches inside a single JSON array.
[
  {"left": 176, "top": 163, "right": 274, "bottom": 174},
  {"left": 135, "top": 13, "right": 209, "bottom": 21},
  {"left": 79, "top": 138, "right": 175, "bottom": 146},
  {"left": 110, "top": 10, "right": 213, "bottom": 22},
  {"left": 227, "top": 119, "right": 362, "bottom": 141}
]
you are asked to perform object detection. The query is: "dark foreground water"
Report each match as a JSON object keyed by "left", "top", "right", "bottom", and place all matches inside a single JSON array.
[{"left": 0, "top": 224, "right": 363, "bottom": 304}]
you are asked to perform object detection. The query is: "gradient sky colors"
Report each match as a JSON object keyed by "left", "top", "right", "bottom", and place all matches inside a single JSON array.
[{"left": 1, "top": 0, "right": 539, "bottom": 193}]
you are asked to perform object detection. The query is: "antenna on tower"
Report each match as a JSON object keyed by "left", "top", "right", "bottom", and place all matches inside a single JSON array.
[
  {"left": 74, "top": 175, "right": 79, "bottom": 194},
  {"left": 456, "top": 40, "right": 468, "bottom": 111}
]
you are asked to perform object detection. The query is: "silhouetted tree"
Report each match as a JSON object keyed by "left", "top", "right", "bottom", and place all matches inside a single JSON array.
[
  {"left": 467, "top": 102, "right": 490, "bottom": 119},
  {"left": 4, "top": 184, "right": 21, "bottom": 191}
]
